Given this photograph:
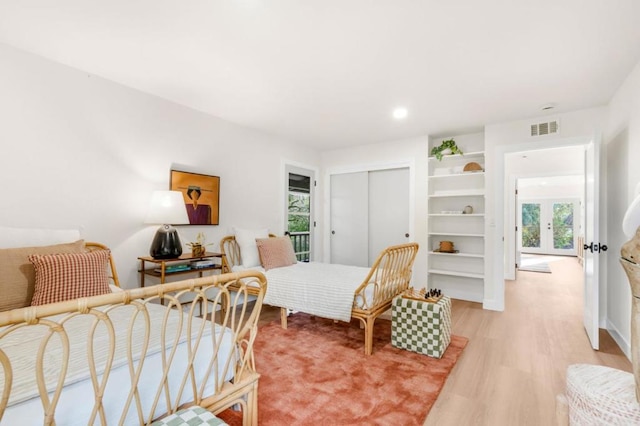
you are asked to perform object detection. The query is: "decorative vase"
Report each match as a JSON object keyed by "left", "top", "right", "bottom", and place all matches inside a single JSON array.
[{"left": 191, "top": 243, "right": 205, "bottom": 257}]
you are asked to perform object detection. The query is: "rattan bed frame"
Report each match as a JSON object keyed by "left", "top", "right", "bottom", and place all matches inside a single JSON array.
[
  {"left": 0, "top": 242, "right": 267, "bottom": 425},
  {"left": 220, "top": 235, "right": 418, "bottom": 355}
]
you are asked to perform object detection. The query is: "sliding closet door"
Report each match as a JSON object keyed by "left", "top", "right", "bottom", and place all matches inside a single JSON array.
[
  {"left": 368, "top": 168, "right": 410, "bottom": 264},
  {"left": 330, "top": 167, "right": 410, "bottom": 267},
  {"left": 330, "top": 172, "right": 368, "bottom": 266}
]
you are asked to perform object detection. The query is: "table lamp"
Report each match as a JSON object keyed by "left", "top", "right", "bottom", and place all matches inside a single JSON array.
[{"left": 145, "top": 190, "right": 189, "bottom": 259}]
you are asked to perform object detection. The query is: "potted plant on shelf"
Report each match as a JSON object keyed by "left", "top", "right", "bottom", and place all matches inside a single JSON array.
[
  {"left": 186, "top": 232, "right": 212, "bottom": 257},
  {"left": 430, "top": 139, "right": 463, "bottom": 161}
]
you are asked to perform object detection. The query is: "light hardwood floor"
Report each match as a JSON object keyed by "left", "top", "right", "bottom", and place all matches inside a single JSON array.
[
  {"left": 256, "top": 256, "right": 631, "bottom": 425},
  {"left": 424, "top": 256, "right": 631, "bottom": 425}
]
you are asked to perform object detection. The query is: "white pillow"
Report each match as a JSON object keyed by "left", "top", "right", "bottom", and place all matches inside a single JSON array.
[{"left": 234, "top": 227, "right": 269, "bottom": 267}]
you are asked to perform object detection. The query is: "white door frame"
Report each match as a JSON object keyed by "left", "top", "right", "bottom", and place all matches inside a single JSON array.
[
  {"left": 491, "top": 135, "right": 597, "bottom": 311},
  {"left": 282, "top": 160, "right": 319, "bottom": 261},
  {"left": 507, "top": 171, "right": 583, "bottom": 278},
  {"left": 323, "top": 159, "right": 415, "bottom": 262}
]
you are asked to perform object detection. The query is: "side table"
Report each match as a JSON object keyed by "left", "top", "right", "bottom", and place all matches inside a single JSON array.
[{"left": 138, "top": 252, "right": 224, "bottom": 287}]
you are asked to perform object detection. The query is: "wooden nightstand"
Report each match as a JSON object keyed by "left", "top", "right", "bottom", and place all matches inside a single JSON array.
[{"left": 138, "top": 252, "right": 224, "bottom": 287}]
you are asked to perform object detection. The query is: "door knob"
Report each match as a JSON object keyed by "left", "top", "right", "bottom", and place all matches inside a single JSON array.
[
  {"left": 331, "top": 230, "right": 335, "bottom": 235},
  {"left": 405, "top": 233, "right": 410, "bottom": 238},
  {"left": 583, "top": 242, "right": 608, "bottom": 253}
]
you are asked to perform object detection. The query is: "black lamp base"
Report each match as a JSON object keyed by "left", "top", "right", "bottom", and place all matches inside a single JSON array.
[{"left": 150, "top": 224, "right": 183, "bottom": 259}]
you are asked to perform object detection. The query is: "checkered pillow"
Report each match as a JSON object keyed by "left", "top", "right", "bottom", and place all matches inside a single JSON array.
[
  {"left": 256, "top": 236, "right": 297, "bottom": 270},
  {"left": 29, "top": 250, "right": 111, "bottom": 306}
]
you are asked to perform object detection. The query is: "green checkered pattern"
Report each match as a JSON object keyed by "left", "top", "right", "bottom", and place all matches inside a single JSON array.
[
  {"left": 391, "top": 295, "right": 451, "bottom": 358},
  {"left": 151, "top": 407, "right": 227, "bottom": 426}
]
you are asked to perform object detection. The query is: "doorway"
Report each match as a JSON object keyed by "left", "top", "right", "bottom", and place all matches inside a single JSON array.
[
  {"left": 285, "top": 165, "right": 315, "bottom": 261},
  {"left": 496, "top": 138, "right": 601, "bottom": 350}
]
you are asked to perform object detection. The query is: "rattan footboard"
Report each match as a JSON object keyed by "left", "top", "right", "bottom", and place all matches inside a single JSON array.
[
  {"left": 220, "top": 235, "right": 418, "bottom": 355},
  {"left": 0, "top": 271, "right": 267, "bottom": 425}
]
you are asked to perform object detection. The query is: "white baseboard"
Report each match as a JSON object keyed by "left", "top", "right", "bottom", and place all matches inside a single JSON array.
[{"left": 606, "top": 319, "right": 631, "bottom": 360}]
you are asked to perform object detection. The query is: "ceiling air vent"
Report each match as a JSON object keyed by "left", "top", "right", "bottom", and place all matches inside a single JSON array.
[{"left": 530, "top": 119, "right": 559, "bottom": 137}]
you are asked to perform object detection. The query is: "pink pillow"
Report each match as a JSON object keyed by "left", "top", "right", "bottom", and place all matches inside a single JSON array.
[
  {"left": 256, "top": 237, "right": 297, "bottom": 271},
  {"left": 29, "top": 250, "right": 112, "bottom": 306}
]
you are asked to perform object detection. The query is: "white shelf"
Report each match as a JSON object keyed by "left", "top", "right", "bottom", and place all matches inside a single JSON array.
[
  {"left": 428, "top": 139, "right": 485, "bottom": 304},
  {"left": 428, "top": 192, "right": 485, "bottom": 198},
  {"left": 429, "top": 171, "right": 485, "bottom": 179},
  {"left": 428, "top": 151, "right": 484, "bottom": 161},
  {"left": 428, "top": 269, "right": 485, "bottom": 279},
  {"left": 429, "top": 214, "right": 485, "bottom": 218},
  {"left": 430, "top": 251, "right": 484, "bottom": 259},
  {"left": 428, "top": 232, "right": 484, "bottom": 238},
  {"left": 429, "top": 190, "right": 485, "bottom": 197}
]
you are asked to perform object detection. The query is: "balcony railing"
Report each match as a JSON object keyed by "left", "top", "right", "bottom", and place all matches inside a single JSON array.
[{"left": 288, "top": 231, "right": 310, "bottom": 262}]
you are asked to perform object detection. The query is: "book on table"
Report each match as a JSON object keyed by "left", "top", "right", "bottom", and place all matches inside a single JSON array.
[{"left": 154, "top": 263, "right": 191, "bottom": 273}]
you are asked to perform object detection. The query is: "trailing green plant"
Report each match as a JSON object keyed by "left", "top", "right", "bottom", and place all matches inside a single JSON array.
[{"left": 430, "top": 139, "right": 463, "bottom": 161}]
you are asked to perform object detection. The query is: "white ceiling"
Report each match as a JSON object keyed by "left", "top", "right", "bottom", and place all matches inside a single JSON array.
[{"left": 1, "top": 1, "right": 640, "bottom": 151}]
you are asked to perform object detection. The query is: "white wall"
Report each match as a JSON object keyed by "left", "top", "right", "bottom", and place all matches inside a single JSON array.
[
  {"left": 518, "top": 181, "right": 583, "bottom": 199},
  {"left": 0, "top": 43, "right": 321, "bottom": 288},
  {"left": 484, "top": 107, "right": 607, "bottom": 311},
  {"left": 603, "top": 59, "right": 640, "bottom": 358},
  {"left": 321, "top": 138, "right": 429, "bottom": 286}
]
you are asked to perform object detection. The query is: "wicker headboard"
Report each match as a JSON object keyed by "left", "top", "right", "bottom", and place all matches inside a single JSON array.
[
  {"left": 220, "top": 234, "right": 277, "bottom": 272},
  {"left": 85, "top": 241, "right": 120, "bottom": 287}
]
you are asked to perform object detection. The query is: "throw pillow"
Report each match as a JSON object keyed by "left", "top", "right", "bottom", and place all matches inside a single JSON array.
[
  {"left": 29, "top": 250, "right": 111, "bottom": 306},
  {"left": 256, "top": 236, "right": 297, "bottom": 270},
  {"left": 0, "top": 240, "right": 85, "bottom": 311},
  {"left": 234, "top": 227, "right": 269, "bottom": 268}
]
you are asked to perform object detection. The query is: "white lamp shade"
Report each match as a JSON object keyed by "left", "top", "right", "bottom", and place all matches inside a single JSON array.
[{"left": 145, "top": 191, "right": 189, "bottom": 225}]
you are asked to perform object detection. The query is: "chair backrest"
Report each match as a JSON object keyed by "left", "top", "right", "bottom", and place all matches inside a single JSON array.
[{"left": 353, "top": 242, "right": 420, "bottom": 309}]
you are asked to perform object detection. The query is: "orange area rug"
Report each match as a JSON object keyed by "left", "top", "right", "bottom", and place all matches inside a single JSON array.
[{"left": 222, "top": 312, "right": 468, "bottom": 425}]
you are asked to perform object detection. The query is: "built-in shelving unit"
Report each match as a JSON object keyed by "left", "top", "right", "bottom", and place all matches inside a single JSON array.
[{"left": 427, "top": 133, "right": 486, "bottom": 303}]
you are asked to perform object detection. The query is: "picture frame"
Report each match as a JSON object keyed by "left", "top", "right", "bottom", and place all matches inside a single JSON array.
[{"left": 170, "top": 170, "right": 220, "bottom": 225}]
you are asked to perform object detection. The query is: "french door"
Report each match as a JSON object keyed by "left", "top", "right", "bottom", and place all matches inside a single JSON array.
[
  {"left": 518, "top": 198, "right": 579, "bottom": 256},
  {"left": 285, "top": 165, "right": 315, "bottom": 262}
]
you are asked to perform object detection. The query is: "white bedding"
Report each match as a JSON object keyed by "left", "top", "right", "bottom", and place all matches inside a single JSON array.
[
  {"left": 233, "top": 262, "right": 373, "bottom": 322},
  {"left": 0, "top": 302, "right": 236, "bottom": 425}
]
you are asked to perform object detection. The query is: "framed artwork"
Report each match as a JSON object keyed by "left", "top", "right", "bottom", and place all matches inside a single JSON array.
[{"left": 170, "top": 170, "right": 220, "bottom": 225}]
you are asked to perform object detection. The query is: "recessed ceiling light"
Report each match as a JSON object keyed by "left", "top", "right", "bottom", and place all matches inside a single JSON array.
[{"left": 392, "top": 107, "right": 408, "bottom": 120}]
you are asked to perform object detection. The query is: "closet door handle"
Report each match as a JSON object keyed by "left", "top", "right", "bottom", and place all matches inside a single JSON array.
[{"left": 405, "top": 233, "right": 410, "bottom": 238}]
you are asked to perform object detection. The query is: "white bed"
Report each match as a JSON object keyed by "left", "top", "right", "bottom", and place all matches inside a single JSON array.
[
  {"left": 1, "top": 302, "right": 235, "bottom": 425},
  {"left": 221, "top": 234, "right": 419, "bottom": 355},
  {"left": 232, "top": 262, "right": 374, "bottom": 322}
]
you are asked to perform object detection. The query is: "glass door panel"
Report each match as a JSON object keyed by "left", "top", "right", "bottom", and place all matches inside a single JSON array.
[
  {"left": 552, "top": 202, "right": 574, "bottom": 250},
  {"left": 286, "top": 168, "right": 314, "bottom": 262},
  {"left": 521, "top": 203, "right": 541, "bottom": 250}
]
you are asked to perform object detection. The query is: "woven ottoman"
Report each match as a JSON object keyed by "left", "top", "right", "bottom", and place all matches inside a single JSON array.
[
  {"left": 564, "top": 364, "right": 640, "bottom": 424},
  {"left": 151, "top": 406, "right": 228, "bottom": 426},
  {"left": 391, "top": 295, "right": 451, "bottom": 358}
]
